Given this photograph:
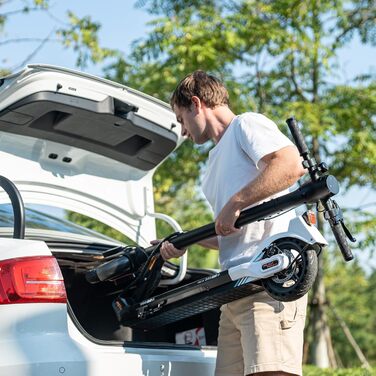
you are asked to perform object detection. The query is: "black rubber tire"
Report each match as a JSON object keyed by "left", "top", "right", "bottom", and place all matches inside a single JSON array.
[{"left": 261, "top": 238, "right": 318, "bottom": 302}]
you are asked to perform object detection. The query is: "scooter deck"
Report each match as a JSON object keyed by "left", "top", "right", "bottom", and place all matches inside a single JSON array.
[{"left": 114, "top": 270, "right": 264, "bottom": 329}]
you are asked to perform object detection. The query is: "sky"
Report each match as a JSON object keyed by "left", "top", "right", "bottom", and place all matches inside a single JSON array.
[
  {"left": 1, "top": 0, "right": 376, "bottom": 267},
  {"left": 1, "top": 1, "right": 375, "bottom": 79},
  {"left": 1, "top": 1, "right": 154, "bottom": 73}
]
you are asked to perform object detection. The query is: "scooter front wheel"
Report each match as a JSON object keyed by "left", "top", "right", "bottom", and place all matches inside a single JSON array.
[{"left": 261, "top": 238, "right": 319, "bottom": 302}]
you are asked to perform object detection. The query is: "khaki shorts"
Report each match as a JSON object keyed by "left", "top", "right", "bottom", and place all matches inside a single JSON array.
[{"left": 215, "top": 291, "right": 308, "bottom": 376}]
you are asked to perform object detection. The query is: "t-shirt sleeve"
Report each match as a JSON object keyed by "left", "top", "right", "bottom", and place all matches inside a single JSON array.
[{"left": 236, "top": 113, "right": 293, "bottom": 168}]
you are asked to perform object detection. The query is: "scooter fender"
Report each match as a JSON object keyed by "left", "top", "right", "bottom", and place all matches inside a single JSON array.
[
  {"left": 254, "top": 216, "right": 328, "bottom": 259},
  {"left": 227, "top": 216, "right": 327, "bottom": 282}
]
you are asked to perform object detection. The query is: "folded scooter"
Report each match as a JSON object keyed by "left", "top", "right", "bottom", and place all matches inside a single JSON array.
[{"left": 86, "top": 117, "right": 356, "bottom": 329}]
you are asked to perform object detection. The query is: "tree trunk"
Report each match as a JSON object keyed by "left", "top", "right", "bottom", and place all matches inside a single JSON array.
[
  {"left": 329, "top": 303, "right": 371, "bottom": 370},
  {"left": 308, "top": 227, "right": 338, "bottom": 367},
  {"left": 308, "top": 138, "right": 337, "bottom": 368}
]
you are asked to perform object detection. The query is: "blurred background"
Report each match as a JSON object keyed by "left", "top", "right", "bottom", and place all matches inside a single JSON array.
[{"left": 1, "top": 0, "right": 375, "bottom": 373}]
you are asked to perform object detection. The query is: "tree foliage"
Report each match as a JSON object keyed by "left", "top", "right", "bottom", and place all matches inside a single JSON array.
[{"left": 57, "top": 11, "right": 118, "bottom": 69}]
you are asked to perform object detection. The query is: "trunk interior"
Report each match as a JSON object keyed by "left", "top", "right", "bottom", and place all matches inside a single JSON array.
[{"left": 51, "top": 242, "right": 220, "bottom": 348}]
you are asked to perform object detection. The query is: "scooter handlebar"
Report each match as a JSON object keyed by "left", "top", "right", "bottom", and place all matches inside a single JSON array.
[
  {"left": 286, "top": 118, "right": 355, "bottom": 261},
  {"left": 86, "top": 256, "right": 132, "bottom": 284},
  {"left": 86, "top": 246, "right": 149, "bottom": 284},
  {"left": 329, "top": 221, "right": 354, "bottom": 261},
  {"left": 322, "top": 198, "right": 354, "bottom": 262},
  {"left": 286, "top": 117, "right": 310, "bottom": 156}
]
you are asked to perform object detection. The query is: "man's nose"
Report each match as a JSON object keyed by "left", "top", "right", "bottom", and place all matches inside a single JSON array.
[{"left": 181, "top": 126, "right": 187, "bottom": 137}]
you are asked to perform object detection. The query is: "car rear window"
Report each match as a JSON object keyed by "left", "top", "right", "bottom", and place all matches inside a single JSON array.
[{"left": 0, "top": 204, "right": 103, "bottom": 236}]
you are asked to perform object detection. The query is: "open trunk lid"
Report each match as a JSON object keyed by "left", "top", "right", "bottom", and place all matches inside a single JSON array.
[{"left": 0, "top": 65, "right": 183, "bottom": 245}]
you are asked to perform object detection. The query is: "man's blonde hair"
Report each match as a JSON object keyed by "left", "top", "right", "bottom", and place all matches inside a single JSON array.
[{"left": 171, "top": 70, "right": 229, "bottom": 110}]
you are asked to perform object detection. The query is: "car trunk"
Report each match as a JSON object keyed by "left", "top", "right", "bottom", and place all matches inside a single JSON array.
[{"left": 51, "top": 241, "right": 220, "bottom": 348}]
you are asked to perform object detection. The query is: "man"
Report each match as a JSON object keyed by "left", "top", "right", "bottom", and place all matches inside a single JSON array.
[{"left": 160, "top": 70, "right": 307, "bottom": 376}]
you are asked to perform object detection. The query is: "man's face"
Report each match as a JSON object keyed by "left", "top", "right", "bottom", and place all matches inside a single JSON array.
[{"left": 174, "top": 102, "right": 208, "bottom": 144}]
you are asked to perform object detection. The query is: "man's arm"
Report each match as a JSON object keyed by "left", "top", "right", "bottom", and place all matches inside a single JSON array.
[
  {"left": 157, "top": 236, "right": 219, "bottom": 260},
  {"left": 198, "top": 236, "right": 219, "bottom": 250},
  {"left": 152, "top": 235, "right": 219, "bottom": 261},
  {"left": 159, "top": 145, "right": 304, "bottom": 259},
  {"left": 215, "top": 145, "right": 306, "bottom": 236}
]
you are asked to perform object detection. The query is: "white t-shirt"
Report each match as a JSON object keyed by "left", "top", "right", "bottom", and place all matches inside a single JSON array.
[{"left": 202, "top": 112, "right": 297, "bottom": 270}]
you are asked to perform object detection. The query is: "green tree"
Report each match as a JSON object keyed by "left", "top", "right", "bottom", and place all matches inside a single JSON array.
[{"left": 105, "top": 0, "right": 376, "bottom": 366}]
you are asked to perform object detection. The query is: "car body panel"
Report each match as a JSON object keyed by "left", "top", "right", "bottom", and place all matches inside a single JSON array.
[
  {"left": 0, "top": 304, "right": 216, "bottom": 376},
  {"left": 0, "top": 238, "right": 52, "bottom": 260},
  {"left": 0, "top": 305, "right": 83, "bottom": 376}
]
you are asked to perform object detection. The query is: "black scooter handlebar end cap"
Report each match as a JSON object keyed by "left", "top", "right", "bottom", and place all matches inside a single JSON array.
[
  {"left": 85, "top": 269, "right": 100, "bottom": 284},
  {"left": 343, "top": 251, "right": 354, "bottom": 262},
  {"left": 326, "top": 175, "right": 340, "bottom": 195}
]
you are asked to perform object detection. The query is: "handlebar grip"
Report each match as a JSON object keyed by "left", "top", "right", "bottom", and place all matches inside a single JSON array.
[
  {"left": 330, "top": 221, "right": 354, "bottom": 262},
  {"left": 86, "top": 256, "right": 132, "bottom": 284},
  {"left": 286, "top": 117, "right": 309, "bottom": 156}
]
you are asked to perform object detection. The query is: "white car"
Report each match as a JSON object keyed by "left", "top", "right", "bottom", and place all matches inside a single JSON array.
[{"left": 0, "top": 65, "right": 217, "bottom": 376}]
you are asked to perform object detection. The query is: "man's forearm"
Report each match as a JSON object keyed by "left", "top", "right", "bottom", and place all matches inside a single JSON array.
[
  {"left": 198, "top": 236, "right": 219, "bottom": 250},
  {"left": 233, "top": 165, "right": 300, "bottom": 209}
]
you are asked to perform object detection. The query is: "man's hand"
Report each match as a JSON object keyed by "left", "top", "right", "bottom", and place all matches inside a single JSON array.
[
  {"left": 150, "top": 239, "right": 186, "bottom": 260},
  {"left": 215, "top": 199, "right": 242, "bottom": 236}
]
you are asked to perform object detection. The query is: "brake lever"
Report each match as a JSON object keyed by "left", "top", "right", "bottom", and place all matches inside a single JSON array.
[
  {"left": 323, "top": 200, "right": 342, "bottom": 224},
  {"left": 340, "top": 220, "right": 356, "bottom": 243},
  {"left": 323, "top": 199, "right": 356, "bottom": 242}
]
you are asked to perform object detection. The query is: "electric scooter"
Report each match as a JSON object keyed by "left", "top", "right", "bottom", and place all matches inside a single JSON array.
[{"left": 86, "top": 117, "right": 356, "bottom": 329}]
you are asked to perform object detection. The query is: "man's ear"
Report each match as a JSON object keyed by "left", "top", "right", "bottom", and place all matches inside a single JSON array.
[{"left": 191, "top": 96, "right": 202, "bottom": 111}]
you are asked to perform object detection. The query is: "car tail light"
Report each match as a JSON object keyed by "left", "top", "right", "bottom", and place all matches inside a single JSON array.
[{"left": 0, "top": 256, "right": 67, "bottom": 304}]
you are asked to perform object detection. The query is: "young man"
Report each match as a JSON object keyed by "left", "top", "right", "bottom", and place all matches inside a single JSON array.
[{"left": 160, "top": 70, "right": 307, "bottom": 376}]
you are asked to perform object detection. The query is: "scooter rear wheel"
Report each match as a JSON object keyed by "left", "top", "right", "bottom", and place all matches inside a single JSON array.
[{"left": 261, "top": 238, "right": 318, "bottom": 302}]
